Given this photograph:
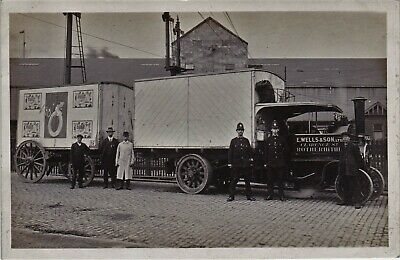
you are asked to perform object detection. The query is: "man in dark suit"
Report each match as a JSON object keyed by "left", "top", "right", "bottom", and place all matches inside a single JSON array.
[
  {"left": 263, "top": 120, "right": 289, "bottom": 201},
  {"left": 337, "top": 131, "right": 368, "bottom": 209},
  {"left": 100, "top": 127, "right": 119, "bottom": 188},
  {"left": 227, "top": 122, "right": 256, "bottom": 202},
  {"left": 69, "top": 134, "right": 90, "bottom": 189}
]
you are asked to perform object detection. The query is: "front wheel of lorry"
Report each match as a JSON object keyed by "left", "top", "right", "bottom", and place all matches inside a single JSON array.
[
  {"left": 175, "top": 154, "right": 213, "bottom": 194},
  {"left": 335, "top": 169, "right": 373, "bottom": 205},
  {"left": 367, "top": 166, "right": 385, "bottom": 200}
]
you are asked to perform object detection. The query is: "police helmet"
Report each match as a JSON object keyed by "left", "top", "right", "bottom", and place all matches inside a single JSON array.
[
  {"left": 236, "top": 122, "right": 244, "bottom": 131},
  {"left": 271, "top": 120, "right": 279, "bottom": 129}
]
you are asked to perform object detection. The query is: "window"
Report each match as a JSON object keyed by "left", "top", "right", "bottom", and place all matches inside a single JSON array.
[
  {"left": 192, "top": 40, "right": 202, "bottom": 48},
  {"left": 225, "top": 64, "right": 235, "bottom": 71},
  {"left": 373, "top": 124, "right": 382, "bottom": 131},
  {"left": 373, "top": 123, "right": 383, "bottom": 140},
  {"left": 222, "top": 39, "right": 230, "bottom": 46}
]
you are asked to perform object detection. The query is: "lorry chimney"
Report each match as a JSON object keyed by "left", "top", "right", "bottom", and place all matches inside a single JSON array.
[
  {"left": 352, "top": 97, "right": 367, "bottom": 136},
  {"left": 162, "top": 12, "right": 172, "bottom": 71}
]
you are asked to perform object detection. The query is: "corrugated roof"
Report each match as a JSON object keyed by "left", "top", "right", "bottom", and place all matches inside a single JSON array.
[{"left": 10, "top": 58, "right": 386, "bottom": 88}]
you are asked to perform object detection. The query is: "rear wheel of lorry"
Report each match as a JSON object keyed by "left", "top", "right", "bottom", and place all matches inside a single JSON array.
[
  {"left": 367, "top": 167, "right": 385, "bottom": 200},
  {"left": 335, "top": 169, "right": 373, "bottom": 205},
  {"left": 176, "top": 154, "right": 213, "bottom": 194}
]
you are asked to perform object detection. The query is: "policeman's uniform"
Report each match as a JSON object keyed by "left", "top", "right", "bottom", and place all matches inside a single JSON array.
[
  {"left": 264, "top": 121, "right": 288, "bottom": 200},
  {"left": 227, "top": 123, "right": 255, "bottom": 201}
]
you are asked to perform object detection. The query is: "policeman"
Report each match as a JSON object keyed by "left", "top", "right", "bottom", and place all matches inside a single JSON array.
[
  {"left": 337, "top": 131, "right": 367, "bottom": 209},
  {"left": 227, "top": 122, "right": 256, "bottom": 202},
  {"left": 264, "top": 120, "right": 289, "bottom": 201}
]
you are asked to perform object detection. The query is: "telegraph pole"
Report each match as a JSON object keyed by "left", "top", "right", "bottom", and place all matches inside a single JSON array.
[
  {"left": 64, "top": 13, "right": 73, "bottom": 85},
  {"left": 19, "top": 30, "right": 26, "bottom": 58}
]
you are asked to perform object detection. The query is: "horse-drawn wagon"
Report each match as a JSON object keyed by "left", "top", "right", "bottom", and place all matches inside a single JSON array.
[{"left": 14, "top": 82, "right": 134, "bottom": 186}]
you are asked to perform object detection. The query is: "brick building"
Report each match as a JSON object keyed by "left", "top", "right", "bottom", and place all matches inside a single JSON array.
[{"left": 171, "top": 17, "right": 248, "bottom": 73}]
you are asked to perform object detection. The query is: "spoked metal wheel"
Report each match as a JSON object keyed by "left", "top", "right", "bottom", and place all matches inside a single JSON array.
[
  {"left": 67, "top": 156, "right": 95, "bottom": 187},
  {"left": 176, "top": 154, "right": 213, "bottom": 194},
  {"left": 367, "top": 167, "right": 385, "bottom": 200},
  {"left": 335, "top": 169, "right": 373, "bottom": 205},
  {"left": 14, "top": 140, "right": 47, "bottom": 183}
]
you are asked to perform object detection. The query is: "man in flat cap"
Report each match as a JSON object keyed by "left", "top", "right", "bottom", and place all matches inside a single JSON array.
[
  {"left": 115, "top": 131, "right": 135, "bottom": 190},
  {"left": 263, "top": 120, "right": 289, "bottom": 201},
  {"left": 69, "top": 134, "right": 90, "bottom": 189},
  {"left": 337, "top": 131, "right": 367, "bottom": 209},
  {"left": 100, "top": 127, "right": 119, "bottom": 188},
  {"left": 227, "top": 122, "right": 256, "bottom": 202}
]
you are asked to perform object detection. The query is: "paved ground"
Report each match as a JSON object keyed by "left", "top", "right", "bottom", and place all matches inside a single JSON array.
[
  {"left": 11, "top": 174, "right": 388, "bottom": 248},
  {"left": 12, "top": 228, "right": 147, "bottom": 248}
]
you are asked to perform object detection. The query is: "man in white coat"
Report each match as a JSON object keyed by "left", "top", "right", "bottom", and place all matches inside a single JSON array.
[{"left": 115, "top": 131, "right": 135, "bottom": 190}]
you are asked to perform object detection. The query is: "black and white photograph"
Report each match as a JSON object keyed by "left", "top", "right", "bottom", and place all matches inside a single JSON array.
[{"left": 1, "top": 0, "right": 399, "bottom": 258}]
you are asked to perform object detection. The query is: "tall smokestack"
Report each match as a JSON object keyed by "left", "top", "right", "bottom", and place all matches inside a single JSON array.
[
  {"left": 162, "top": 12, "right": 172, "bottom": 71},
  {"left": 352, "top": 97, "right": 367, "bottom": 136},
  {"left": 64, "top": 13, "right": 73, "bottom": 85},
  {"left": 175, "top": 16, "right": 181, "bottom": 69}
]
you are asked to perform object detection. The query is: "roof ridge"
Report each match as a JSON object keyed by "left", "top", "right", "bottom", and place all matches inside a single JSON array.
[{"left": 173, "top": 16, "right": 248, "bottom": 45}]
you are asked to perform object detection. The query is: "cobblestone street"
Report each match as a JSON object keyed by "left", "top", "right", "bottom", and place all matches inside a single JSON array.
[{"left": 11, "top": 174, "right": 388, "bottom": 248}]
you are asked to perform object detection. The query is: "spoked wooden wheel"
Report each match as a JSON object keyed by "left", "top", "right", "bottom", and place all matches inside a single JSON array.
[
  {"left": 176, "top": 154, "right": 213, "bottom": 194},
  {"left": 335, "top": 169, "right": 373, "bottom": 205},
  {"left": 367, "top": 167, "right": 385, "bottom": 200},
  {"left": 67, "top": 156, "right": 95, "bottom": 187},
  {"left": 14, "top": 140, "right": 47, "bottom": 183}
]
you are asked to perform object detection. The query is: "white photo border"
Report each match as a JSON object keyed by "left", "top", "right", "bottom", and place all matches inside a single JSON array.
[{"left": 1, "top": 0, "right": 399, "bottom": 258}]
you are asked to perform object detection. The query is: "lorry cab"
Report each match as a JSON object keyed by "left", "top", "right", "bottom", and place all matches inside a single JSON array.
[{"left": 251, "top": 101, "right": 384, "bottom": 203}]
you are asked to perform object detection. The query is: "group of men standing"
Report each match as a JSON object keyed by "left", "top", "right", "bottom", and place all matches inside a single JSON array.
[
  {"left": 227, "top": 120, "right": 288, "bottom": 202},
  {"left": 227, "top": 120, "right": 366, "bottom": 209},
  {"left": 69, "top": 121, "right": 366, "bottom": 209},
  {"left": 69, "top": 127, "right": 135, "bottom": 190}
]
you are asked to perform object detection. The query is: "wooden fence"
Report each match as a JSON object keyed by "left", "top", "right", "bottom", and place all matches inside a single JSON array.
[{"left": 368, "top": 140, "right": 388, "bottom": 189}]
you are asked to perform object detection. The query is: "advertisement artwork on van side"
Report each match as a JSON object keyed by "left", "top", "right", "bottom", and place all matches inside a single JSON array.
[
  {"left": 44, "top": 92, "right": 68, "bottom": 138},
  {"left": 22, "top": 121, "right": 40, "bottom": 138},
  {"left": 72, "top": 120, "right": 93, "bottom": 138},
  {"left": 73, "top": 90, "right": 93, "bottom": 108},
  {"left": 23, "top": 93, "right": 42, "bottom": 110}
]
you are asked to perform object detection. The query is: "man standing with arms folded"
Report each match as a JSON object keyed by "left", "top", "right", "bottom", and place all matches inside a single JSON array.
[
  {"left": 227, "top": 122, "right": 256, "bottom": 202},
  {"left": 115, "top": 131, "right": 135, "bottom": 190},
  {"left": 100, "top": 127, "right": 119, "bottom": 189},
  {"left": 263, "top": 120, "right": 289, "bottom": 201},
  {"left": 69, "top": 134, "right": 90, "bottom": 189}
]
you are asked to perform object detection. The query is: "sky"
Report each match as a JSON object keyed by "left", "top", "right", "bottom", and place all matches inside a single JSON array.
[{"left": 9, "top": 12, "right": 386, "bottom": 59}]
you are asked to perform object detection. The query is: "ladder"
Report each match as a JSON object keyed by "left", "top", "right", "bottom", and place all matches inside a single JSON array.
[{"left": 71, "top": 14, "right": 87, "bottom": 83}]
